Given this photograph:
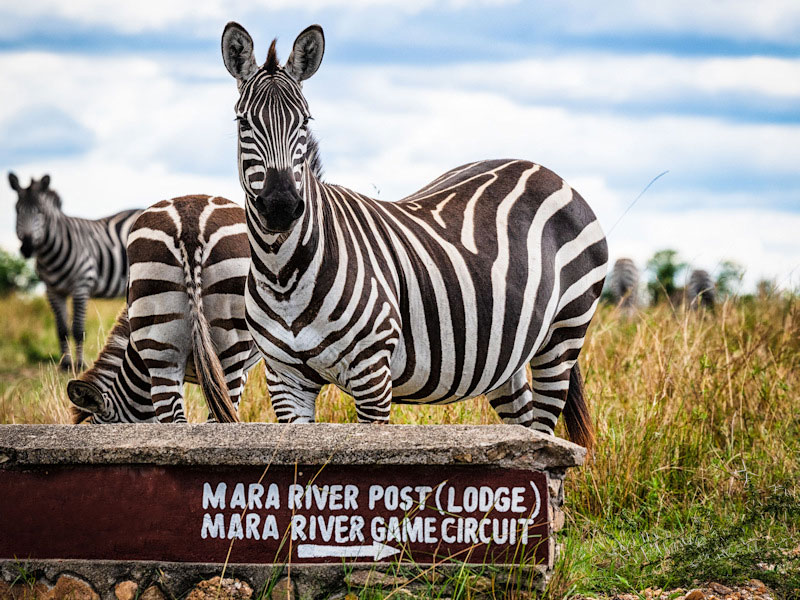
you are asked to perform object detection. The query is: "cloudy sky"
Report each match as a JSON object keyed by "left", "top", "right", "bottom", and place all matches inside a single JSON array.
[{"left": 2, "top": 1, "right": 799, "bottom": 291}]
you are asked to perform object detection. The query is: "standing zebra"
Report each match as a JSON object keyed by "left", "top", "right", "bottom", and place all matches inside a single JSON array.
[
  {"left": 9, "top": 173, "right": 141, "bottom": 370},
  {"left": 221, "top": 24, "right": 608, "bottom": 446},
  {"left": 68, "top": 195, "right": 260, "bottom": 423},
  {"left": 687, "top": 269, "right": 716, "bottom": 310},
  {"left": 607, "top": 258, "right": 640, "bottom": 313}
]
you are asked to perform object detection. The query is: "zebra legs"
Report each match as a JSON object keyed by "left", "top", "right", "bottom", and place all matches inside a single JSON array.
[
  {"left": 71, "top": 286, "right": 90, "bottom": 371},
  {"left": 486, "top": 368, "right": 534, "bottom": 427},
  {"left": 45, "top": 287, "right": 72, "bottom": 370},
  {"left": 264, "top": 364, "right": 319, "bottom": 423},
  {"left": 349, "top": 360, "right": 393, "bottom": 423},
  {"left": 486, "top": 360, "right": 578, "bottom": 438}
]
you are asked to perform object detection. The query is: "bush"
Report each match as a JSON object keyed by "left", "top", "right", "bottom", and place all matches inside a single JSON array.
[{"left": 0, "top": 248, "right": 39, "bottom": 295}]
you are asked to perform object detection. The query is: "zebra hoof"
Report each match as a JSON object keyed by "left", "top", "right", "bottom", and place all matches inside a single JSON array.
[{"left": 58, "top": 356, "right": 73, "bottom": 371}]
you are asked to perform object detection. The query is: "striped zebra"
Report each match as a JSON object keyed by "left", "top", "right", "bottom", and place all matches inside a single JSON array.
[
  {"left": 9, "top": 172, "right": 141, "bottom": 370},
  {"left": 67, "top": 195, "right": 261, "bottom": 423},
  {"left": 221, "top": 24, "right": 608, "bottom": 446},
  {"left": 687, "top": 268, "right": 715, "bottom": 310},
  {"left": 607, "top": 258, "right": 640, "bottom": 313}
]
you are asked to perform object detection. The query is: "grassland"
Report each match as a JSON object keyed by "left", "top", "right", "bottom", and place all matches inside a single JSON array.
[{"left": 0, "top": 292, "right": 798, "bottom": 598}]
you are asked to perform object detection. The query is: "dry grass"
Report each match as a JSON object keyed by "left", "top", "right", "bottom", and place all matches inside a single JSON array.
[{"left": 1, "top": 292, "right": 798, "bottom": 596}]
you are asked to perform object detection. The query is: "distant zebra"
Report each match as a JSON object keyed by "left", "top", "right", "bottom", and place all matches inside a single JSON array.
[
  {"left": 687, "top": 269, "right": 715, "bottom": 310},
  {"left": 67, "top": 195, "right": 260, "bottom": 423},
  {"left": 221, "top": 24, "right": 608, "bottom": 447},
  {"left": 9, "top": 173, "right": 141, "bottom": 370},
  {"left": 607, "top": 258, "right": 640, "bottom": 312}
]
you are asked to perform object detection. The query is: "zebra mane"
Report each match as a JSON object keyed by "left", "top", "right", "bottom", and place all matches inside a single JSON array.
[
  {"left": 266, "top": 39, "right": 279, "bottom": 75},
  {"left": 306, "top": 129, "right": 324, "bottom": 181}
]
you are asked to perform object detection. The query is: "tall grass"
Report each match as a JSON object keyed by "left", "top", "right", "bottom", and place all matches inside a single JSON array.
[{"left": 0, "top": 292, "right": 798, "bottom": 596}]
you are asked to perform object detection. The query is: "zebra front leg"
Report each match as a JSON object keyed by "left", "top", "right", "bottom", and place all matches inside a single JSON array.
[
  {"left": 264, "top": 364, "right": 319, "bottom": 423},
  {"left": 70, "top": 286, "right": 91, "bottom": 371},
  {"left": 45, "top": 288, "right": 72, "bottom": 370},
  {"left": 348, "top": 358, "right": 393, "bottom": 424},
  {"left": 486, "top": 368, "right": 535, "bottom": 428}
]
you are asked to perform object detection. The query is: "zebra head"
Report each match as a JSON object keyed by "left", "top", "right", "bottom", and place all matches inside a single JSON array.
[
  {"left": 9, "top": 172, "right": 61, "bottom": 258},
  {"left": 67, "top": 307, "right": 157, "bottom": 424},
  {"left": 222, "top": 23, "right": 324, "bottom": 234}
]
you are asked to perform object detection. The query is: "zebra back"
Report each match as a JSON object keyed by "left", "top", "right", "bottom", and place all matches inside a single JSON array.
[
  {"left": 687, "top": 269, "right": 716, "bottom": 309},
  {"left": 608, "top": 258, "right": 640, "bottom": 310},
  {"left": 68, "top": 195, "right": 258, "bottom": 423}
]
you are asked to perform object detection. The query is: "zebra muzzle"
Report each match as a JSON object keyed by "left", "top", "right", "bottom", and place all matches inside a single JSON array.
[
  {"left": 254, "top": 168, "right": 305, "bottom": 232},
  {"left": 19, "top": 237, "right": 34, "bottom": 258}
]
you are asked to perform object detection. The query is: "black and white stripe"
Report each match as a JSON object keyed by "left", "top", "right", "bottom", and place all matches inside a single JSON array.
[
  {"left": 687, "top": 268, "right": 715, "bottom": 310},
  {"left": 607, "top": 257, "right": 640, "bottom": 312},
  {"left": 67, "top": 195, "right": 261, "bottom": 423},
  {"left": 222, "top": 24, "right": 608, "bottom": 446},
  {"left": 9, "top": 172, "right": 141, "bottom": 370}
]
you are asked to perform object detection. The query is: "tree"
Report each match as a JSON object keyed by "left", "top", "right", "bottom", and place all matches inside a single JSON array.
[
  {"left": 646, "top": 249, "right": 686, "bottom": 305},
  {"left": 715, "top": 260, "right": 744, "bottom": 298}
]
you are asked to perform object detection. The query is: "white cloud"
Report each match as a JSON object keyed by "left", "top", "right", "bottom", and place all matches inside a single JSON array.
[{"left": 2, "top": 49, "right": 798, "bottom": 292}]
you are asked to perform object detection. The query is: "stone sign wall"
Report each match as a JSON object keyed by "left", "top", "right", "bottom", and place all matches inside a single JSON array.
[{"left": 0, "top": 424, "right": 585, "bottom": 599}]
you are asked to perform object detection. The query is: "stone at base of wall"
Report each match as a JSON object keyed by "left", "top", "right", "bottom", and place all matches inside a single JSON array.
[{"left": 0, "top": 559, "right": 549, "bottom": 600}]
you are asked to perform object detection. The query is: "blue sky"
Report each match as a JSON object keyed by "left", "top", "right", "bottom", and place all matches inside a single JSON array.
[{"left": 1, "top": 0, "right": 799, "bottom": 290}]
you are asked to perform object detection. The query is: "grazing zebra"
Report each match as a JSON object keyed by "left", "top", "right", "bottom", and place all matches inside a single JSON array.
[
  {"left": 607, "top": 258, "right": 640, "bottom": 312},
  {"left": 9, "top": 172, "right": 141, "bottom": 370},
  {"left": 221, "top": 24, "right": 608, "bottom": 446},
  {"left": 68, "top": 195, "right": 260, "bottom": 423},
  {"left": 687, "top": 269, "right": 716, "bottom": 310}
]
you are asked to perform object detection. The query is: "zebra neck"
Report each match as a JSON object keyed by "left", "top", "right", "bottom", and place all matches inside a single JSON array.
[
  {"left": 34, "top": 211, "right": 68, "bottom": 265},
  {"left": 249, "top": 165, "right": 328, "bottom": 287}
]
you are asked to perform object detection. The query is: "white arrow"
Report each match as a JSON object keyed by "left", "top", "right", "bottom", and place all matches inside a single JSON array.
[{"left": 297, "top": 541, "right": 401, "bottom": 561}]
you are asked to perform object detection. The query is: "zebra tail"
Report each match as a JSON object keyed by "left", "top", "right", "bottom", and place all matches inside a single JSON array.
[
  {"left": 563, "top": 361, "right": 595, "bottom": 452},
  {"left": 183, "top": 248, "right": 240, "bottom": 424}
]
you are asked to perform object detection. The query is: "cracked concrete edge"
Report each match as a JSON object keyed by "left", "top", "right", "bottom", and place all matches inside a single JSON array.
[{"left": 0, "top": 423, "right": 585, "bottom": 470}]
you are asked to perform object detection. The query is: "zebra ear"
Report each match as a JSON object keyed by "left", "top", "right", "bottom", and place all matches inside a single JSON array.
[
  {"left": 40, "top": 174, "right": 50, "bottom": 190},
  {"left": 222, "top": 22, "right": 258, "bottom": 84},
  {"left": 67, "top": 380, "right": 106, "bottom": 415},
  {"left": 8, "top": 172, "right": 20, "bottom": 192},
  {"left": 286, "top": 25, "right": 324, "bottom": 82}
]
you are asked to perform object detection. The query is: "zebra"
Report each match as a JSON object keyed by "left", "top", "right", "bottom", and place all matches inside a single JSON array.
[
  {"left": 687, "top": 268, "right": 715, "bottom": 310},
  {"left": 221, "top": 23, "right": 608, "bottom": 447},
  {"left": 67, "top": 195, "right": 261, "bottom": 423},
  {"left": 607, "top": 258, "right": 640, "bottom": 313},
  {"left": 9, "top": 172, "right": 141, "bottom": 371}
]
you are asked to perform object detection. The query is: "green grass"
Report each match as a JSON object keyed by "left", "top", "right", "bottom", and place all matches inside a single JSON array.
[{"left": 0, "top": 292, "right": 798, "bottom": 598}]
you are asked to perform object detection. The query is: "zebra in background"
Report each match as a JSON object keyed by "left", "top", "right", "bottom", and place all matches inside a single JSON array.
[
  {"left": 9, "top": 172, "right": 141, "bottom": 370},
  {"left": 68, "top": 195, "right": 260, "bottom": 423},
  {"left": 607, "top": 258, "right": 640, "bottom": 313},
  {"left": 221, "top": 24, "right": 608, "bottom": 447},
  {"left": 687, "top": 269, "right": 716, "bottom": 310}
]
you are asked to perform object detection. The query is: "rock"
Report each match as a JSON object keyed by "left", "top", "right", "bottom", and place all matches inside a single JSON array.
[
  {"left": 114, "top": 581, "right": 138, "bottom": 600},
  {"left": 747, "top": 580, "right": 767, "bottom": 593},
  {"left": 471, "top": 576, "right": 493, "bottom": 593},
  {"left": 186, "top": 577, "right": 253, "bottom": 600},
  {"left": 140, "top": 586, "right": 166, "bottom": 600},
  {"left": 345, "top": 571, "right": 409, "bottom": 588},
  {"left": 269, "top": 577, "right": 294, "bottom": 600},
  {"left": 710, "top": 583, "right": 733, "bottom": 596},
  {"left": 685, "top": 590, "right": 705, "bottom": 600},
  {"left": 50, "top": 575, "right": 99, "bottom": 600}
]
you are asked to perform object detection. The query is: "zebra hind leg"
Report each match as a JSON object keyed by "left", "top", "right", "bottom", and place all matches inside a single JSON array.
[{"left": 486, "top": 368, "right": 534, "bottom": 428}]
